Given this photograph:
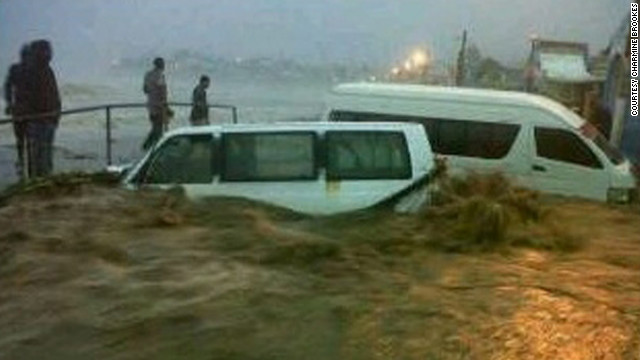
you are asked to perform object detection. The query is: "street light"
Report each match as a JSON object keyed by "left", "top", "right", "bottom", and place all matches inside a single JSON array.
[
  {"left": 404, "top": 60, "right": 413, "bottom": 71},
  {"left": 411, "top": 49, "right": 429, "bottom": 68}
]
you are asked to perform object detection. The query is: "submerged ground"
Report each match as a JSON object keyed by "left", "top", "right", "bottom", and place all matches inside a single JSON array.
[{"left": 0, "top": 176, "right": 638, "bottom": 360}]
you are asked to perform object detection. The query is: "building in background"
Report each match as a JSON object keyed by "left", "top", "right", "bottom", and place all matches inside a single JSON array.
[
  {"left": 525, "top": 39, "right": 601, "bottom": 117},
  {"left": 600, "top": 14, "right": 639, "bottom": 166}
]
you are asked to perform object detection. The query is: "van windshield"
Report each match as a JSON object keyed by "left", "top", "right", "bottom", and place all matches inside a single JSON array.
[
  {"left": 579, "top": 122, "right": 625, "bottom": 165},
  {"left": 593, "top": 133, "right": 625, "bottom": 166}
]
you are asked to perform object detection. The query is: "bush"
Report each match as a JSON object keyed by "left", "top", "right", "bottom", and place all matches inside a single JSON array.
[
  {"left": 424, "top": 172, "right": 581, "bottom": 252},
  {"left": 0, "top": 171, "right": 120, "bottom": 206}
]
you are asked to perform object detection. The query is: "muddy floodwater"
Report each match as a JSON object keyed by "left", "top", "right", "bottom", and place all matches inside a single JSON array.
[{"left": 0, "top": 177, "right": 639, "bottom": 360}]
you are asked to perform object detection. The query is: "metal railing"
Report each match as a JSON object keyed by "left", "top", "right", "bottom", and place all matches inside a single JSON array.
[{"left": 0, "top": 102, "right": 237, "bottom": 178}]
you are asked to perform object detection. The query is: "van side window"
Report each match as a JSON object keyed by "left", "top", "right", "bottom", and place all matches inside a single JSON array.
[
  {"left": 143, "top": 134, "right": 214, "bottom": 184},
  {"left": 330, "top": 110, "right": 420, "bottom": 124},
  {"left": 330, "top": 111, "right": 520, "bottom": 159},
  {"left": 418, "top": 120, "right": 520, "bottom": 159},
  {"left": 437, "top": 120, "right": 467, "bottom": 155},
  {"left": 326, "top": 131, "right": 411, "bottom": 180},
  {"left": 221, "top": 132, "right": 317, "bottom": 181},
  {"left": 534, "top": 128, "right": 603, "bottom": 169}
]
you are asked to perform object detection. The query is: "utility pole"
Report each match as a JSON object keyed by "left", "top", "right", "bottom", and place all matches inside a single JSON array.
[{"left": 456, "top": 30, "right": 467, "bottom": 86}]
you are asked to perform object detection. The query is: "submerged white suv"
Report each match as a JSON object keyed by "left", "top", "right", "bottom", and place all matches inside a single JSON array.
[{"left": 121, "top": 121, "right": 435, "bottom": 215}]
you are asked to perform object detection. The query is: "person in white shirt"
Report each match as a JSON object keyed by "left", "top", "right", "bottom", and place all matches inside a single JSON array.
[{"left": 142, "top": 57, "right": 171, "bottom": 150}]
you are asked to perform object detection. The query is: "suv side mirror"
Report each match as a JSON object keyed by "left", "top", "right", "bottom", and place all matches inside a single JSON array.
[{"left": 106, "top": 164, "right": 132, "bottom": 179}]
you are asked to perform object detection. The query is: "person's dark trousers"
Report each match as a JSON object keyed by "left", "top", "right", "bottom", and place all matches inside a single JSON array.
[
  {"left": 27, "top": 121, "right": 56, "bottom": 178},
  {"left": 142, "top": 113, "right": 164, "bottom": 151},
  {"left": 12, "top": 120, "right": 27, "bottom": 179}
]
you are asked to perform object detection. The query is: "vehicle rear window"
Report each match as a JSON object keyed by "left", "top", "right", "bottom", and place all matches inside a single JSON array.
[
  {"left": 143, "top": 134, "right": 214, "bottom": 184},
  {"left": 534, "top": 127, "right": 603, "bottom": 169},
  {"left": 326, "top": 131, "right": 411, "bottom": 180},
  {"left": 221, "top": 132, "right": 316, "bottom": 181},
  {"left": 330, "top": 110, "right": 520, "bottom": 159}
]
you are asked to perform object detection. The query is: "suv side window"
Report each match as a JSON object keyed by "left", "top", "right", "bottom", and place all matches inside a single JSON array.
[
  {"left": 326, "top": 131, "right": 411, "bottom": 180},
  {"left": 143, "top": 134, "right": 214, "bottom": 184},
  {"left": 534, "top": 127, "right": 603, "bottom": 169},
  {"left": 221, "top": 132, "right": 317, "bottom": 181}
]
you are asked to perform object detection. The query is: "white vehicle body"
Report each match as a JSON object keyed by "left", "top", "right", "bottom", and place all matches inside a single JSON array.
[
  {"left": 326, "top": 83, "right": 637, "bottom": 203},
  {"left": 122, "top": 122, "right": 434, "bottom": 215}
]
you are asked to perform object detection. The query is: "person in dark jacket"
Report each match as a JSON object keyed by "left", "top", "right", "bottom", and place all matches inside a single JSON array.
[
  {"left": 189, "top": 75, "right": 210, "bottom": 126},
  {"left": 25, "top": 39, "right": 61, "bottom": 178},
  {"left": 3, "top": 44, "right": 31, "bottom": 179}
]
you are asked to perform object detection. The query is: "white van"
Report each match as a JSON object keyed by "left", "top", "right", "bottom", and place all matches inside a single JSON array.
[
  {"left": 122, "top": 122, "right": 434, "bottom": 215},
  {"left": 327, "top": 83, "right": 637, "bottom": 203}
]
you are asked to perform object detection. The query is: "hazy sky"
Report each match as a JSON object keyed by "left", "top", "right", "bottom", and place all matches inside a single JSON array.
[{"left": 0, "top": 0, "right": 630, "bottom": 79}]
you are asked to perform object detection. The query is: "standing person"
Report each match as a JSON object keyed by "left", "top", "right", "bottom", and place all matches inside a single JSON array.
[
  {"left": 189, "top": 75, "right": 210, "bottom": 126},
  {"left": 142, "top": 57, "right": 170, "bottom": 150},
  {"left": 25, "top": 39, "right": 61, "bottom": 178},
  {"left": 3, "top": 44, "right": 31, "bottom": 179}
]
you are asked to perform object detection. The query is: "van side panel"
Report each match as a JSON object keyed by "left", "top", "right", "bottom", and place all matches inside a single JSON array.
[{"left": 204, "top": 131, "right": 427, "bottom": 214}]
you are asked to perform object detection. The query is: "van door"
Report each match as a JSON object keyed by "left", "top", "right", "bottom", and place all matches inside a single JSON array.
[
  {"left": 531, "top": 127, "right": 609, "bottom": 200},
  {"left": 216, "top": 131, "right": 325, "bottom": 213}
]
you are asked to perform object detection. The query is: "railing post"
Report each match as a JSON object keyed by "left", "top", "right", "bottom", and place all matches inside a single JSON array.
[
  {"left": 21, "top": 119, "right": 29, "bottom": 181},
  {"left": 232, "top": 106, "right": 238, "bottom": 124},
  {"left": 106, "top": 106, "right": 112, "bottom": 166}
]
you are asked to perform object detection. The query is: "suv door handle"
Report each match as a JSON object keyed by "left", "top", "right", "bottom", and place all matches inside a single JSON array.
[{"left": 532, "top": 164, "right": 546, "bottom": 172}]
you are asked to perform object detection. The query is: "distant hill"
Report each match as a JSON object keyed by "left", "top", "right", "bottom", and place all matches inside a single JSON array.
[{"left": 110, "top": 50, "right": 376, "bottom": 83}]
